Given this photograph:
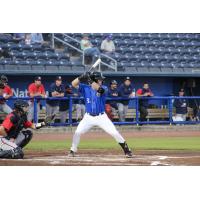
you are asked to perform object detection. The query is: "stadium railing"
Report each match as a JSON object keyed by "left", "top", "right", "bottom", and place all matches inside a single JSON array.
[{"left": 0, "top": 96, "right": 200, "bottom": 126}]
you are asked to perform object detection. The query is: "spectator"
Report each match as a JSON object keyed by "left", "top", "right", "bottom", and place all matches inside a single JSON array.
[
  {"left": 30, "top": 33, "right": 44, "bottom": 44},
  {"left": 118, "top": 77, "right": 135, "bottom": 121},
  {"left": 59, "top": 84, "right": 73, "bottom": 123},
  {"left": 27, "top": 76, "right": 46, "bottom": 122},
  {"left": 31, "top": 33, "right": 49, "bottom": 47},
  {"left": 72, "top": 87, "right": 85, "bottom": 122},
  {"left": 80, "top": 34, "right": 100, "bottom": 64},
  {"left": 137, "top": 83, "right": 154, "bottom": 122},
  {"left": 106, "top": 80, "right": 119, "bottom": 120},
  {"left": 0, "top": 81, "right": 12, "bottom": 114},
  {"left": 173, "top": 88, "right": 188, "bottom": 122},
  {"left": 0, "top": 47, "right": 9, "bottom": 59},
  {"left": 46, "top": 76, "right": 65, "bottom": 121},
  {"left": 101, "top": 34, "right": 115, "bottom": 56},
  {"left": 0, "top": 75, "right": 13, "bottom": 114},
  {"left": 13, "top": 33, "right": 25, "bottom": 42},
  {"left": 24, "top": 33, "right": 31, "bottom": 45}
]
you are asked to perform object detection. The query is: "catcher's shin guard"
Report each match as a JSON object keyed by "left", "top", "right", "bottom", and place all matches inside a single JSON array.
[
  {"left": 16, "top": 130, "right": 33, "bottom": 148},
  {"left": 119, "top": 142, "right": 133, "bottom": 158},
  {"left": 0, "top": 147, "right": 24, "bottom": 159}
]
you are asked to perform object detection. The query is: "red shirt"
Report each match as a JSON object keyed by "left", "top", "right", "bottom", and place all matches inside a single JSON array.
[
  {"left": 28, "top": 83, "right": 45, "bottom": 102},
  {"left": 4, "top": 85, "right": 13, "bottom": 96},
  {"left": 136, "top": 88, "right": 153, "bottom": 96},
  {"left": 0, "top": 85, "right": 13, "bottom": 104},
  {"left": 1, "top": 112, "right": 33, "bottom": 137}
]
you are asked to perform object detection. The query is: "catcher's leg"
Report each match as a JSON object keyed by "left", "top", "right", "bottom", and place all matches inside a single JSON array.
[
  {"left": 0, "top": 137, "right": 24, "bottom": 159},
  {"left": 15, "top": 130, "right": 33, "bottom": 148},
  {"left": 70, "top": 114, "right": 93, "bottom": 153},
  {"left": 97, "top": 114, "right": 132, "bottom": 157}
]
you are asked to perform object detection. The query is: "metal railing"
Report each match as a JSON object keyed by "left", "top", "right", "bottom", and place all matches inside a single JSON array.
[
  {"left": 52, "top": 33, "right": 118, "bottom": 71},
  {"left": 1, "top": 96, "right": 200, "bottom": 126}
]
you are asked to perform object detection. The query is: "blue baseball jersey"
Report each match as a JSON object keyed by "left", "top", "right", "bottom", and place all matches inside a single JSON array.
[{"left": 78, "top": 83, "right": 108, "bottom": 115}]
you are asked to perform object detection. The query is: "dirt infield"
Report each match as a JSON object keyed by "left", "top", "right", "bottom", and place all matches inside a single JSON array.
[
  {"left": 0, "top": 130, "right": 200, "bottom": 166},
  {"left": 1, "top": 150, "right": 200, "bottom": 166}
]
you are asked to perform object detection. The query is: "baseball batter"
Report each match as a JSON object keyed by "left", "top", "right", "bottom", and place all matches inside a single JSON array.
[{"left": 69, "top": 72, "right": 133, "bottom": 158}]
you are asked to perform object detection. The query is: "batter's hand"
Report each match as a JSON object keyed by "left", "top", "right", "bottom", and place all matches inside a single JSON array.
[{"left": 78, "top": 72, "right": 91, "bottom": 82}]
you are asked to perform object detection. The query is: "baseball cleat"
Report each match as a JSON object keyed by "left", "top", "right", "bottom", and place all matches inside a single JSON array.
[
  {"left": 125, "top": 150, "right": 133, "bottom": 158},
  {"left": 68, "top": 150, "right": 75, "bottom": 157}
]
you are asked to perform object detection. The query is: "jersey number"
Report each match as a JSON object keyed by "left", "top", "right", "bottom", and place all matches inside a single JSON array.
[{"left": 86, "top": 98, "right": 91, "bottom": 103}]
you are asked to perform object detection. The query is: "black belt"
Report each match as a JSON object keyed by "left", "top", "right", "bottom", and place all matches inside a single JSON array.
[{"left": 87, "top": 112, "right": 105, "bottom": 116}]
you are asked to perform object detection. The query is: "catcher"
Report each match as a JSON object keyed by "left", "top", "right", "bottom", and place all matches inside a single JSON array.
[{"left": 0, "top": 99, "right": 48, "bottom": 159}]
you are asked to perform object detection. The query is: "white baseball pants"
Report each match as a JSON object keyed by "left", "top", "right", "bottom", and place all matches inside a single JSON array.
[{"left": 70, "top": 113, "right": 125, "bottom": 152}]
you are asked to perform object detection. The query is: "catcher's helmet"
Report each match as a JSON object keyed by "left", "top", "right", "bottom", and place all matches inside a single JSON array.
[
  {"left": 90, "top": 72, "right": 105, "bottom": 83},
  {"left": 0, "top": 75, "right": 8, "bottom": 83},
  {"left": 14, "top": 99, "right": 29, "bottom": 112},
  {"left": 110, "top": 80, "right": 118, "bottom": 85}
]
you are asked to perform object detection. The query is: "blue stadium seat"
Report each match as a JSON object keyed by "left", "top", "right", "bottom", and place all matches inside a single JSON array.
[
  {"left": 150, "top": 61, "right": 161, "bottom": 67},
  {"left": 36, "top": 59, "right": 47, "bottom": 65},
  {"left": 70, "top": 60, "right": 82, "bottom": 66},
  {"left": 25, "top": 59, "right": 37, "bottom": 65},
  {"left": 119, "top": 61, "right": 130, "bottom": 68},
  {"left": 46, "top": 59, "right": 60, "bottom": 65},
  {"left": 0, "top": 58, "right": 15, "bottom": 65},
  {"left": 14, "top": 58, "right": 27, "bottom": 65},
  {"left": 59, "top": 60, "right": 71, "bottom": 66},
  {"left": 55, "top": 52, "right": 69, "bottom": 60},
  {"left": 130, "top": 47, "right": 141, "bottom": 53}
]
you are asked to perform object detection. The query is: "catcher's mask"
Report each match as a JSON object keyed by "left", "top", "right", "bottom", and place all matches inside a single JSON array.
[{"left": 14, "top": 99, "right": 29, "bottom": 114}]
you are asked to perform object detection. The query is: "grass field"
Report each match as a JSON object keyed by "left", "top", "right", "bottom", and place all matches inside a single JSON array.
[{"left": 25, "top": 137, "right": 200, "bottom": 151}]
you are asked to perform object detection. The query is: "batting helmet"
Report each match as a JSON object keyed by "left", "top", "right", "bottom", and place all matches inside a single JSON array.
[
  {"left": 14, "top": 99, "right": 29, "bottom": 113},
  {"left": 90, "top": 72, "right": 105, "bottom": 83},
  {"left": 0, "top": 75, "right": 8, "bottom": 83}
]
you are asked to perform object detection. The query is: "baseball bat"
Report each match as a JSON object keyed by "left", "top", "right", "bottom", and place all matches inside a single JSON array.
[{"left": 87, "top": 58, "right": 101, "bottom": 72}]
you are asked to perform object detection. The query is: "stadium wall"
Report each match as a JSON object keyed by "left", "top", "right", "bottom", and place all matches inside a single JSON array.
[{"left": 5, "top": 75, "right": 200, "bottom": 108}]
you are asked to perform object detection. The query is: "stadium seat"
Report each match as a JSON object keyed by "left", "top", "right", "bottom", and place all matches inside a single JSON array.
[
  {"left": 36, "top": 59, "right": 47, "bottom": 65},
  {"left": 46, "top": 59, "right": 60, "bottom": 65},
  {"left": 25, "top": 59, "right": 37, "bottom": 65},
  {"left": 14, "top": 58, "right": 27, "bottom": 65},
  {"left": 59, "top": 60, "right": 71, "bottom": 66},
  {"left": 70, "top": 60, "right": 83, "bottom": 66}
]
